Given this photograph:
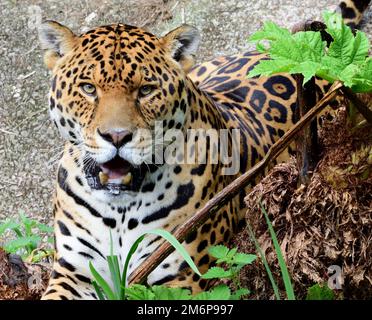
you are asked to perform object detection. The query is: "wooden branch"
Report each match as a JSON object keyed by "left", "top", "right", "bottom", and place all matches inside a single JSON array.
[{"left": 128, "top": 81, "right": 344, "bottom": 286}]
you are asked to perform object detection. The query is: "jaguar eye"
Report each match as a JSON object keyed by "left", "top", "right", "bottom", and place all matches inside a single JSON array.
[
  {"left": 80, "top": 83, "right": 97, "bottom": 96},
  {"left": 138, "top": 85, "right": 155, "bottom": 97}
]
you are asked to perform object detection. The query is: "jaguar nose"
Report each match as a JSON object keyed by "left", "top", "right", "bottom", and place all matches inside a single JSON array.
[{"left": 97, "top": 128, "right": 133, "bottom": 148}]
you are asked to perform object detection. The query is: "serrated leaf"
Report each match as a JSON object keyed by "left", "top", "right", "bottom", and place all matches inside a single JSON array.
[
  {"left": 193, "top": 284, "right": 231, "bottom": 300},
  {"left": 4, "top": 235, "right": 41, "bottom": 253},
  {"left": 151, "top": 285, "right": 191, "bottom": 300},
  {"left": 233, "top": 253, "right": 257, "bottom": 266},
  {"left": 270, "top": 37, "right": 302, "bottom": 62},
  {"left": 226, "top": 247, "right": 238, "bottom": 261},
  {"left": 36, "top": 223, "right": 54, "bottom": 233},
  {"left": 289, "top": 61, "right": 322, "bottom": 84},
  {"left": 230, "top": 288, "right": 250, "bottom": 300},
  {"left": 339, "top": 64, "right": 361, "bottom": 88},
  {"left": 125, "top": 284, "right": 156, "bottom": 300},
  {"left": 247, "top": 59, "right": 295, "bottom": 78},
  {"left": 350, "top": 31, "right": 370, "bottom": 64},
  {"left": 324, "top": 11, "right": 355, "bottom": 66},
  {"left": 293, "top": 31, "right": 325, "bottom": 62},
  {"left": 351, "top": 58, "right": 372, "bottom": 92},
  {"left": 248, "top": 11, "right": 371, "bottom": 93},
  {"left": 201, "top": 266, "right": 234, "bottom": 279},
  {"left": 208, "top": 245, "right": 230, "bottom": 259},
  {"left": 324, "top": 11, "right": 369, "bottom": 68},
  {"left": 0, "top": 220, "right": 20, "bottom": 236},
  {"left": 249, "top": 21, "right": 292, "bottom": 43},
  {"left": 306, "top": 283, "right": 335, "bottom": 300}
]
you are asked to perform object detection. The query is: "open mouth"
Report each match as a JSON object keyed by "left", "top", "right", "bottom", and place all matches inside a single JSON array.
[{"left": 84, "top": 155, "right": 150, "bottom": 195}]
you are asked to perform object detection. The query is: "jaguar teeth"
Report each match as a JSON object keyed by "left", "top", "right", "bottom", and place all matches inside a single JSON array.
[
  {"left": 99, "top": 172, "right": 109, "bottom": 185},
  {"left": 121, "top": 172, "right": 132, "bottom": 185}
]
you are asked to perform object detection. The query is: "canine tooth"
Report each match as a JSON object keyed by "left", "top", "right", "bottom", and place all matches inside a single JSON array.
[
  {"left": 99, "top": 172, "right": 108, "bottom": 185},
  {"left": 121, "top": 172, "right": 132, "bottom": 185}
]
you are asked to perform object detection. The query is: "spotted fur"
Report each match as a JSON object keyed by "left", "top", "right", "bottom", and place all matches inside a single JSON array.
[{"left": 38, "top": 0, "right": 370, "bottom": 300}]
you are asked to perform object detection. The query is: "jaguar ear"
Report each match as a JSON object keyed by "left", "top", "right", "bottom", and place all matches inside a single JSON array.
[
  {"left": 38, "top": 20, "right": 77, "bottom": 70},
  {"left": 161, "top": 24, "right": 200, "bottom": 72}
]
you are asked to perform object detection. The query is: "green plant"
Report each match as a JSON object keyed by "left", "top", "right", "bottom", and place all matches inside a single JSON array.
[
  {"left": 201, "top": 245, "right": 256, "bottom": 299},
  {"left": 89, "top": 229, "right": 202, "bottom": 300},
  {"left": 0, "top": 212, "right": 54, "bottom": 262},
  {"left": 90, "top": 229, "right": 257, "bottom": 300},
  {"left": 246, "top": 203, "right": 295, "bottom": 300},
  {"left": 248, "top": 12, "right": 371, "bottom": 93},
  {"left": 306, "top": 283, "right": 335, "bottom": 300}
]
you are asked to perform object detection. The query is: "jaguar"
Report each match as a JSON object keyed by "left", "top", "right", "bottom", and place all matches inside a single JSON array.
[{"left": 38, "top": 0, "right": 370, "bottom": 299}]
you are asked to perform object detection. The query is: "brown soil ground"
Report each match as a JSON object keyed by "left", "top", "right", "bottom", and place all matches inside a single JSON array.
[{"left": 0, "top": 248, "right": 50, "bottom": 300}]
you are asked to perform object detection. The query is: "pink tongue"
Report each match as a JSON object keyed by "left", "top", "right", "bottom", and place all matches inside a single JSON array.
[{"left": 101, "top": 166, "right": 129, "bottom": 179}]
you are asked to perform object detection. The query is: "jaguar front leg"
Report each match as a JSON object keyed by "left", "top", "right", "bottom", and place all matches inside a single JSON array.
[{"left": 42, "top": 259, "right": 97, "bottom": 300}]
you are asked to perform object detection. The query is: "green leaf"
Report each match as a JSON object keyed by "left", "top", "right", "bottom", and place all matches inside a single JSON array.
[
  {"left": 351, "top": 58, "right": 372, "bottom": 92},
  {"left": 121, "top": 234, "right": 145, "bottom": 297},
  {"left": 107, "top": 255, "right": 122, "bottom": 298},
  {"left": 324, "top": 11, "right": 356, "bottom": 67},
  {"left": 47, "top": 236, "right": 54, "bottom": 244},
  {"left": 249, "top": 21, "right": 292, "bottom": 43},
  {"left": 290, "top": 61, "right": 322, "bottom": 84},
  {"left": 338, "top": 63, "right": 361, "bottom": 88},
  {"left": 193, "top": 284, "right": 231, "bottom": 300},
  {"left": 306, "top": 283, "right": 335, "bottom": 300},
  {"left": 0, "top": 220, "right": 20, "bottom": 236},
  {"left": 4, "top": 235, "right": 41, "bottom": 254},
  {"left": 19, "top": 213, "right": 36, "bottom": 237},
  {"left": 36, "top": 223, "right": 54, "bottom": 233},
  {"left": 125, "top": 284, "right": 156, "bottom": 300},
  {"left": 145, "top": 229, "right": 201, "bottom": 276},
  {"left": 323, "top": 12, "right": 369, "bottom": 66},
  {"left": 121, "top": 229, "right": 201, "bottom": 299},
  {"left": 230, "top": 288, "right": 250, "bottom": 300},
  {"left": 292, "top": 31, "right": 325, "bottom": 62},
  {"left": 350, "top": 31, "right": 370, "bottom": 64},
  {"left": 89, "top": 261, "right": 116, "bottom": 300},
  {"left": 152, "top": 286, "right": 192, "bottom": 300},
  {"left": 247, "top": 59, "right": 294, "bottom": 78},
  {"left": 209, "top": 285, "right": 231, "bottom": 300},
  {"left": 208, "top": 245, "right": 230, "bottom": 259},
  {"left": 92, "top": 280, "right": 106, "bottom": 300},
  {"left": 201, "top": 266, "right": 234, "bottom": 279},
  {"left": 248, "top": 11, "right": 371, "bottom": 93},
  {"left": 233, "top": 253, "right": 257, "bottom": 266}
]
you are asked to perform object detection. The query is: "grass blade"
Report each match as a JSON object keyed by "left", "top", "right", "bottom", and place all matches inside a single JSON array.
[
  {"left": 146, "top": 229, "right": 201, "bottom": 276},
  {"left": 107, "top": 231, "right": 121, "bottom": 297},
  {"left": 121, "top": 235, "right": 145, "bottom": 299},
  {"left": 107, "top": 255, "right": 121, "bottom": 298},
  {"left": 92, "top": 280, "right": 106, "bottom": 300},
  {"left": 260, "top": 202, "right": 295, "bottom": 300},
  {"left": 246, "top": 222, "right": 281, "bottom": 300},
  {"left": 89, "top": 261, "right": 116, "bottom": 300}
]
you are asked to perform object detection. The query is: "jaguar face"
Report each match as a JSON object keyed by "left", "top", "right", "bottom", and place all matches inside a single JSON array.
[{"left": 39, "top": 21, "right": 200, "bottom": 194}]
